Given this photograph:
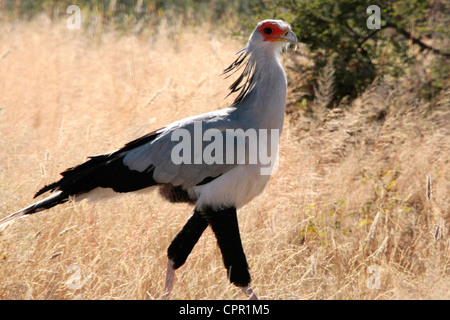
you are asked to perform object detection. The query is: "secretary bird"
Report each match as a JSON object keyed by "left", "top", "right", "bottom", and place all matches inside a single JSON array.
[{"left": 0, "top": 19, "right": 298, "bottom": 299}]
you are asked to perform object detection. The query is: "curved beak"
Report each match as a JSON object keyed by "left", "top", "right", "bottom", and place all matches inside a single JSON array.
[{"left": 281, "top": 30, "right": 298, "bottom": 45}]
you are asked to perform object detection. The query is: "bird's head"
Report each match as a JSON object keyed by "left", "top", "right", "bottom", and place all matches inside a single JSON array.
[
  {"left": 248, "top": 20, "right": 298, "bottom": 55},
  {"left": 223, "top": 19, "right": 298, "bottom": 105}
]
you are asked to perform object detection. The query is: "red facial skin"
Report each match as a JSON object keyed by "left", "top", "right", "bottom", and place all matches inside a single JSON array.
[{"left": 258, "top": 22, "right": 288, "bottom": 42}]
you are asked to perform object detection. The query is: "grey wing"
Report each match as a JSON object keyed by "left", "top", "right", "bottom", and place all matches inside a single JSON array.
[{"left": 122, "top": 110, "right": 243, "bottom": 189}]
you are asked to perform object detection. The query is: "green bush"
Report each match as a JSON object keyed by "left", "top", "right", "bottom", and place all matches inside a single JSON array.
[{"left": 254, "top": 0, "right": 449, "bottom": 106}]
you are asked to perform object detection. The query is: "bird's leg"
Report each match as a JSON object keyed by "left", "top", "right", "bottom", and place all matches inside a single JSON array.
[
  {"left": 205, "top": 206, "right": 258, "bottom": 300},
  {"left": 163, "top": 259, "right": 176, "bottom": 299},
  {"left": 163, "top": 210, "right": 208, "bottom": 299}
]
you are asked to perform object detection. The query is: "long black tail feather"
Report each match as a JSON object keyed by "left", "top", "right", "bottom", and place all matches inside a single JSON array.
[
  {"left": 2, "top": 130, "right": 162, "bottom": 231},
  {"left": 0, "top": 191, "right": 69, "bottom": 231}
]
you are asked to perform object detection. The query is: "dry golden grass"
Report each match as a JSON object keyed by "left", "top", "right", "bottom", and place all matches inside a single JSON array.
[{"left": 0, "top": 16, "right": 449, "bottom": 300}]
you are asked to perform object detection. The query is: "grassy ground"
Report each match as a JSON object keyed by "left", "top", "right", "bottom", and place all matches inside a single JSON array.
[{"left": 0, "top": 16, "right": 449, "bottom": 300}]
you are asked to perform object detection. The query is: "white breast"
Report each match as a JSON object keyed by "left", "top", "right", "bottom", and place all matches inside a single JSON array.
[{"left": 192, "top": 163, "right": 271, "bottom": 210}]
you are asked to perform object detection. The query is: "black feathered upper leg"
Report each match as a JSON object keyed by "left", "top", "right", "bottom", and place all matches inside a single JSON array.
[
  {"left": 203, "top": 207, "right": 251, "bottom": 287},
  {"left": 167, "top": 210, "right": 208, "bottom": 269},
  {"left": 166, "top": 206, "right": 251, "bottom": 288}
]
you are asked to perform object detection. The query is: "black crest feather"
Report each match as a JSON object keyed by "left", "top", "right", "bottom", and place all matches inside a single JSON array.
[{"left": 222, "top": 49, "right": 257, "bottom": 106}]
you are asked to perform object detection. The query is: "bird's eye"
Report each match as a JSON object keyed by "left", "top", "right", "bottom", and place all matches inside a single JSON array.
[{"left": 263, "top": 27, "right": 273, "bottom": 35}]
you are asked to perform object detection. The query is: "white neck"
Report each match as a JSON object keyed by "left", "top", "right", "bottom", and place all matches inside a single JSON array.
[{"left": 234, "top": 48, "right": 287, "bottom": 131}]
